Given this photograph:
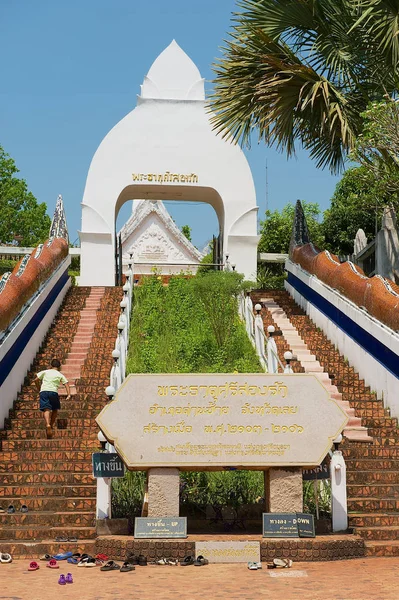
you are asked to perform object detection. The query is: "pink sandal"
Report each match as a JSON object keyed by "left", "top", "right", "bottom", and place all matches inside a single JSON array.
[
  {"left": 47, "top": 559, "right": 59, "bottom": 569},
  {"left": 28, "top": 561, "right": 39, "bottom": 571}
]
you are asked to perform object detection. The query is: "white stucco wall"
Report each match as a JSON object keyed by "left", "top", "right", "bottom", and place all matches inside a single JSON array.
[
  {"left": 80, "top": 42, "right": 259, "bottom": 285},
  {"left": 0, "top": 259, "right": 70, "bottom": 428},
  {"left": 285, "top": 259, "right": 399, "bottom": 418}
]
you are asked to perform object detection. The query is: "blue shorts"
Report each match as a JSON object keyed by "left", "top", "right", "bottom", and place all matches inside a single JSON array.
[{"left": 39, "top": 391, "right": 61, "bottom": 412}]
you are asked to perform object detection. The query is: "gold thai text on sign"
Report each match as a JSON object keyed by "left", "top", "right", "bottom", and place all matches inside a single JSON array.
[{"left": 132, "top": 172, "right": 199, "bottom": 183}]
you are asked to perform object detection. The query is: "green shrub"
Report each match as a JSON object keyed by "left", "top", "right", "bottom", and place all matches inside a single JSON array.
[{"left": 0, "top": 258, "right": 18, "bottom": 275}]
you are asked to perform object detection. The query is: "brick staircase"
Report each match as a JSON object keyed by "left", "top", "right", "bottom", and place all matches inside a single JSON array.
[
  {"left": 252, "top": 289, "right": 399, "bottom": 557},
  {"left": 0, "top": 285, "right": 122, "bottom": 557}
]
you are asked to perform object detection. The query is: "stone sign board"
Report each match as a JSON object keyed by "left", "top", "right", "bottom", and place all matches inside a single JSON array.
[
  {"left": 92, "top": 452, "right": 125, "bottom": 478},
  {"left": 134, "top": 517, "right": 187, "bottom": 539},
  {"left": 195, "top": 541, "right": 260, "bottom": 563},
  {"left": 263, "top": 513, "right": 315, "bottom": 538},
  {"left": 96, "top": 374, "right": 348, "bottom": 469}
]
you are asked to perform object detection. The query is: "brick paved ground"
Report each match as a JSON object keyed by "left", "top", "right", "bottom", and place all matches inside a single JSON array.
[{"left": 1, "top": 558, "right": 399, "bottom": 600}]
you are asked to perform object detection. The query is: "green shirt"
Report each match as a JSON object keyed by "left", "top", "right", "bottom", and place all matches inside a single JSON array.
[{"left": 37, "top": 369, "right": 68, "bottom": 393}]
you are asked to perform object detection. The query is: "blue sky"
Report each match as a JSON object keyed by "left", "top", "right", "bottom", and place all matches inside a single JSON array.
[{"left": 0, "top": 0, "right": 340, "bottom": 249}]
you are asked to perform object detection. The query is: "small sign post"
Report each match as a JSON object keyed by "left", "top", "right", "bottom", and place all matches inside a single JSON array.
[
  {"left": 134, "top": 517, "right": 187, "bottom": 539},
  {"left": 263, "top": 513, "right": 315, "bottom": 538},
  {"left": 92, "top": 453, "right": 125, "bottom": 478}
]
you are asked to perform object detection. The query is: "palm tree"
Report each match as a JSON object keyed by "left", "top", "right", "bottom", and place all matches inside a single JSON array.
[{"left": 210, "top": 0, "right": 399, "bottom": 173}]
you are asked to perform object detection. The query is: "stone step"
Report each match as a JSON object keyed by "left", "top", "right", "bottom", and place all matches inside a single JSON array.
[
  {"left": 0, "top": 497, "right": 96, "bottom": 511},
  {"left": 4, "top": 429, "right": 98, "bottom": 440},
  {"left": 0, "top": 539, "right": 96, "bottom": 559},
  {"left": 0, "top": 511, "right": 96, "bottom": 527},
  {"left": 347, "top": 484, "right": 399, "bottom": 498},
  {"left": 365, "top": 540, "right": 399, "bottom": 557},
  {"left": 0, "top": 461, "right": 92, "bottom": 473},
  {"left": 0, "top": 525, "right": 97, "bottom": 541},
  {"left": 13, "top": 401, "right": 106, "bottom": 411},
  {"left": 347, "top": 471, "right": 399, "bottom": 484},
  {"left": 1, "top": 439, "right": 100, "bottom": 451},
  {"left": 8, "top": 410, "right": 102, "bottom": 421},
  {"left": 0, "top": 472, "right": 95, "bottom": 485},
  {"left": 2, "top": 450, "right": 96, "bottom": 462},
  {"left": 7, "top": 417, "right": 100, "bottom": 429},
  {"left": 0, "top": 485, "right": 96, "bottom": 498},
  {"left": 354, "top": 526, "right": 399, "bottom": 540},
  {"left": 349, "top": 513, "right": 399, "bottom": 527},
  {"left": 345, "top": 459, "right": 399, "bottom": 470},
  {"left": 348, "top": 498, "right": 399, "bottom": 512},
  {"left": 343, "top": 447, "right": 399, "bottom": 458}
]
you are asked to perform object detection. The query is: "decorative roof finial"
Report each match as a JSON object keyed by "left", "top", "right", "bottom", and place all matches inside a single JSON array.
[
  {"left": 49, "top": 195, "right": 69, "bottom": 244},
  {"left": 289, "top": 200, "right": 310, "bottom": 258}
]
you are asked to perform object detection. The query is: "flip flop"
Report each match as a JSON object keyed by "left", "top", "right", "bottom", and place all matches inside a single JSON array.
[
  {"left": 194, "top": 555, "right": 209, "bottom": 566},
  {"left": 58, "top": 574, "right": 67, "bottom": 585},
  {"left": 7, "top": 505, "right": 15, "bottom": 514},
  {"left": 120, "top": 561, "right": 135, "bottom": 572},
  {"left": 167, "top": 559, "right": 178, "bottom": 566},
  {"left": 47, "top": 559, "right": 59, "bottom": 569},
  {"left": 28, "top": 561, "right": 39, "bottom": 571},
  {"left": 247, "top": 561, "right": 258, "bottom": 570},
  {"left": 66, "top": 573, "right": 73, "bottom": 584},
  {"left": 100, "top": 560, "right": 121, "bottom": 571},
  {"left": 20, "top": 505, "right": 28, "bottom": 513},
  {"left": 0, "top": 553, "right": 12, "bottom": 563},
  {"left": 67, "top": 557, "right": 78, "bottom": 564},
  {"left": 85, "top": 557, "right": 97, "bottom": 567},
  {"left": 53, "top": 551, "right": 73, "bottom": 560},
  {"left": 96, "top": 553, "right": 109, "bottom": 561},
  {"left": 68, "top": 536, "right": 78, "bottom": 542},
  {"left": 40, "top": 554, "right": 51, "bottom": 561},
  {"left": 137, "top": 554, "right": 147, "bottom": 566},
  {"left": 180, "top": 555, "right": 195, "bottom": 566},
  {"left": 54, "top": 537, "right": 68, "bottom": 543},
  {"left": 155, "top": 558, "right": 168, "bottom": 565},
  {"left": 273, "top": 558, "right": 293, "bottom": 568},
  {"left": 0, "top": 507, "right": 5, "bottom": 513}
]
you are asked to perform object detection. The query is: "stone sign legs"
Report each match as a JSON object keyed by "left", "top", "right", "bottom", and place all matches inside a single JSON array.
[
  {"left": 264, "top": 468, "right": 303, "bottom": 513},
  {"left": 147, "top": 468, "right": 180, "bottom": 517}
]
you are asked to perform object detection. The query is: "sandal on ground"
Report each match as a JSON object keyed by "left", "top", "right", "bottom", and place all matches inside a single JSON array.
[
  {"left": 180, "top": 555, "right": 195, "bottom": 566},
  {"left": 68, "top": 536, "right": 78, "bottom": 542},
  {"left": 120, "top": 561, "right": 135, "bottom": 572},
  {"left": 66, "top": 573, "right": 73, "bottom": 584},
  {"left": 96, "top": 553, "right": 108, "bottom": 562},
  {"left": 7, "top": 505, "right": 15, "bottom": 514},
  {"left": 273, "top": 558, "right": 293, "bottom": 568},
  {"left": 126, "top": 554, "right": 138, "bottom": 565},
  {"left": 20, "top": 504, "right": 28, "bottom": 513},
  {"left": 167, "top": 559, "right": 178, "bottom": 566},
  {"left": 53, "top": 551, "right": 73, "bottom": 560},
  {"left": 67, "top": 557, "right": 78, "bottom": 564},
  {"left": 58, "top": 574, "right": 67, "bottom": 585},
  {"left": 137, "top": 554, "right": 147, "bottom": 566},
  {"left": 155, "top": 558, "right": 168, "bottom": 565},
  {"left": 0, "top": 553, "right": 12, "bottom": 563},
  {"left": 194, "top": 555, "right": 209, "bottom": 566},
  {"left": 40, "top": 554, "right": 51, "bottom": 561},
  {"left": 47, "top": 559, "right": 59, "bottom": 569},
  {"left": 0, "top": 507, "right": 5, "bottom": 513},
  {"left": 247, "top": 562, "right": 258, "bottom": 570},
  {"left": 100, "top": 560, "right": 121, "bottom": 571},
  {"left": 28, "top": 561, "right": 39, "bottom": 571},
  {"left": 54, "top": 537, "right": 68, "bottom": 543}
]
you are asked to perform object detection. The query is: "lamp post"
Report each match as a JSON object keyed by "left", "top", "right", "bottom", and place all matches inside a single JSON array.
[
  {"left": 331, "top": 433, "right": 347, "bottom": 532},
  {"left": 284, "top": 351, "right": 294, "bottom": 374}
]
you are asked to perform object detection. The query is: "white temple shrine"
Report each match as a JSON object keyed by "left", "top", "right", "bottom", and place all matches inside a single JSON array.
[
  {"left": 79, "top": 40, "right": 259, "bottom": 285},
  {"left": 119, "top": 200, "right": 204, "bottom": 275}
]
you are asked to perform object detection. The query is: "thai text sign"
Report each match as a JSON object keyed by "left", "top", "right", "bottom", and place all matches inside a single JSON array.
[
  {"left": 96, "top": 374, "right": 348, "bottom": 469},
  {"left": 92, "top": 453, "right": 125, "bottom": 478},
  {"left": 134, "top": 517, "right": 187, "bottom": 539},
  {"left": 195, "top": 541, "right": 260, "bottom": 563},
  {"left": 263, "top": 513, "right": 315, "bottom": 538}
]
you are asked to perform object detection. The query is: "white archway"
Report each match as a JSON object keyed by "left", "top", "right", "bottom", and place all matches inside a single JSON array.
[{"left": 79, "top": 41, "right": 259, "bottom": 285}]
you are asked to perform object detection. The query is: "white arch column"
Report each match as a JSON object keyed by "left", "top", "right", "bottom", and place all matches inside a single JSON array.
[{"left": 80, "top": 41, "right": 259, "bottom": 285}]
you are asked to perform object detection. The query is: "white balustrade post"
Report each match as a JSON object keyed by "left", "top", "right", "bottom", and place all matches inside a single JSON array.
[
  {"left": 245, "top": 292, "right": 254, "bottom": 339},
  {"left": 96, "top": 431, "right": 112, "bottom": 519},
  {"left": 254, "top": 304, "right": 267, "bottom": 371},
  {"left": 331, "top": 435, "right": 348, "bottom": 532},
  {"left": 267, "top": 326, "right": 279, "bottom": 374},
  {"left": 117, "top": 321, "right": 126, "bottom": 380}
]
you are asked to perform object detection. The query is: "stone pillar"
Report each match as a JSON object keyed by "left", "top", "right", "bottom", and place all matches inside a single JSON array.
[
  {"left": 264, "top": 468, "right": 303, "bottom": 512},
  {"left": 96, "top": 477, "right": 112, "bottom": 519},
  {"left": 147, "top": 468, "right": 180, "bottom": 517}
]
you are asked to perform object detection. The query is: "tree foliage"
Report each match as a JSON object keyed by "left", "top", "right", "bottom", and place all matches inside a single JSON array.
[
  {"left": 322, "top": 166, "right": 393, "bottom": 255},
  {"left": 258, "top": 201, "right": 324, "bottom": 254},
  {"left": 351, "top": 99, "right": 399, "bottom": 199},
  {"left": 181, "top": 224, "right": 192, "bottom": 242},
  {"left": 0, "top": 145, "right": 50, "bottom": 246},
  {"left": 210, "top": 0, "right": 399, "bottom": 173}
]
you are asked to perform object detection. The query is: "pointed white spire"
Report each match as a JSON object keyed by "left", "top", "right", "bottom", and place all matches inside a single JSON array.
[
  {"left": 140, "top": 40, "right": 205, "bottom": 100},
  {"left": 49, "top": 194, "right": 69, "bottom": 243}
]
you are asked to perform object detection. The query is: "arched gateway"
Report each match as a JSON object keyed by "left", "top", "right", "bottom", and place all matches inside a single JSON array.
[{"left": 79, "top": 41, "right": 259, "bottom": 285}]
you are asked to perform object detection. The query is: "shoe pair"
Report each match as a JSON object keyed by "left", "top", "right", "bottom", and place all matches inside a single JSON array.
[
  {"left": 126, "top": 554, "right": 147, "bottom": 566},
  {"left": 4, "top": 504, "right": 27, "bottom": 514},
  {"left": 0, "top": 553, "right": 12, "bottom": 563},
  {"left": 267, "top": 558, "right": 293, "bottom": 569},
  {"left": 248, "top": 561, "right": 262, "bottom": 570},
  {"left": 58, "top": 573, "right": 73, "bottom": 585},
  {"left": 155, "top": 558, "right": 178, "bottom": 566}
]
